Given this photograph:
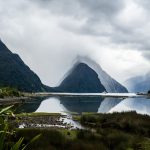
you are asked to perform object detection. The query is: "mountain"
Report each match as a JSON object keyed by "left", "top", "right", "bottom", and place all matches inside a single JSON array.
[
  {"left": 56, "top": 57, "right": 128, "bottom": 93},
  {"left": 125, "top": 72, "right": 150, "bottom": 92},
  {"left": 0, "top": 39, "right": 54, "bottom": 92},
  {"left": 56, "top": 63, "right": 106, "bottom": 93}
]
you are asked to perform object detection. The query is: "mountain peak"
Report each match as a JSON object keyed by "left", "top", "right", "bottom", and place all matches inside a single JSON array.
[
  {"left": 56, "top": 60, "right": 106, "bottom": 93},
  {"left": 57, "top": 56, "right": 128, "bottom": 93},
  {"left": 73, "top": 62, "right": 94, "bottom": 72},
  {"left": 75, "top": 62, "right": 89, "bottom": 68}
]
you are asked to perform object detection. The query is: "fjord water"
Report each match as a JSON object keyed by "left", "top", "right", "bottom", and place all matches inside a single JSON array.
[{"left": 16, "top": 95, "right": 150, "bottom": 115}]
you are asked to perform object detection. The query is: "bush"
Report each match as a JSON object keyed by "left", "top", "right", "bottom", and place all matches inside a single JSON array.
[
  {"left": 0, "top": 87, "right": 21, "bottom": 98},
  {"left": 16, "top": 128, "right": 66, "bottom": 149},
  {"left": 80, "top": 112, "right": 150, "bottom": 137}
]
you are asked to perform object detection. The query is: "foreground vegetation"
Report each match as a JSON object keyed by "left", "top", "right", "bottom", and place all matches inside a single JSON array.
[
  {"left": 0, "top": 87, "right": 23, "bottom": 98},
  {"left": 0, "top": 106, "right": 40, "bottom": 150},
  {"left": 79, "top": 112, "right": 150, "bottom": 150},
  {"left": 10, "top": 112, "right": 150, "bottom": 149},
  {"left": 1, "top": 106, "right": 150, "bottom": 150}
]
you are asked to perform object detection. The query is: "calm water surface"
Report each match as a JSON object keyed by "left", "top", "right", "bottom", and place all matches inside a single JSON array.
[{"left": 16, "top": 96, "right": 150, "bottom": 115}]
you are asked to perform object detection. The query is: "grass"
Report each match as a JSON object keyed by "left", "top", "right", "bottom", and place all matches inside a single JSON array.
[
  {"left": 16, "top": 127, "right": 148, "bottom": 150},
  {"left": 0, "top": 87, "right": 23, "bottom": 98},
  {"left": 72, "top": 115, "right": 80, "bottom": 121},
  {"left": 80, "top": 111, "right": 150, "bottom": 137},
  {"left": 59, "top": 129, "right": 77, "bottom": 140},
  {"left": 10, "top": 111, "right": 150, "bottom": 150},
  {"left": 2, "top": 109, "right": 150, "bottom": 150},
  {"left": 15, "top": 128, "right": 68, "bottom": 150},
  {"left": 16, "top": 112, "right": 61, "bottom": 117}
]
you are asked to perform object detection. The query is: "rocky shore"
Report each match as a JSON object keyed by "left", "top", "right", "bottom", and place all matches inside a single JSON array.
[{"left": 8, "top": 113, "right": 79, "bottom": 130}]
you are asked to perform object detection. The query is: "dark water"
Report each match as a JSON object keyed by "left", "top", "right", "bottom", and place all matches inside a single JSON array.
[{"left": 15, "top": 96, "right": 150, "bottom": 115}]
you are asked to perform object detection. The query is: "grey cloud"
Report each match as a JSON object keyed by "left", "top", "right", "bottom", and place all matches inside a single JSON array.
[
  {"left": 0, "top": 0, "right": 150, "bottom": 86},
  {"left": 111, "top": 28, "right": 150, "bottom": 50},
  {"left": 135, "top": 0, "right": 150, "bottom": 10},
  {"left": 78, "top": 0, "right": 124, "bottom": 19},
  {"left": 34, "top": 0, "right": 150, "bottom": 54},
  {"left": 33, "top": 0, "right": 124, "bottom": 37},
  {"left": 142, "top": 51, "right": 150, "bottom": 61},
  {"left": 34, "top": 0, "right": 124, "bottom": 17},
  {"left": 2, "top": 0, "right": 149, "bottom": 53}
]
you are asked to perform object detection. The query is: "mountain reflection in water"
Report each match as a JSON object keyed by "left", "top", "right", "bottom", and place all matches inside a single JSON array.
[{"left": 15, "top": 96, "right": 150, "bottom": 115}]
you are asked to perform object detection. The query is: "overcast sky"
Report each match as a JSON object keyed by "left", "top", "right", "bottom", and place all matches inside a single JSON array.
[{"left": 0, "top": 0, "right": 150, "bottom": 87}]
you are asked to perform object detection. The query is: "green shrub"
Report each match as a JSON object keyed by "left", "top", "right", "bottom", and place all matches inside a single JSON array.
[
  {"left": 0, "top": 87, "right": 22, "bottom": 98},
  {"left": 0, "top": 106, "right": 40, "bottom": 150},
  {"left": 16, "top": 128, "right": 66, "bottom": 149}
]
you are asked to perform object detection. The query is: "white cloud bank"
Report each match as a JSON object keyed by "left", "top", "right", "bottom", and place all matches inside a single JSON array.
[{"left": 0, "top": 0, "right": 150, "bottom": 86}]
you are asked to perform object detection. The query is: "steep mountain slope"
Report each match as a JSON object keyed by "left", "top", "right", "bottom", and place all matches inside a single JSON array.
[
  {"left": 125, "top": 72, "right": 150, "bottom": 92},
  {"left": 77, "top": 57, "right": 128, "bottom": 93},
  {"left": 56, "top": 57, "right": 128, "bottom": 93},
  {"left": 0, "top": 40, "right": 53, "bottom": 92},
  {"left": 56, "top": 63, "right": 106, "bottom": 93}
]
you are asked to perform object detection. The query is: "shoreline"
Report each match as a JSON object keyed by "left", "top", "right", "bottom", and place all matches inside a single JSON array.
[
  {"left": 0, "top": 95, "right": 47, "bottom": 106},
  {"left": 0, "top": 92, "right": 149, "bottom": 106},
  {"left": 7, "top": 112, "right": 82, "bottom": 130},
  {"left": 0, "top": 96, "right": 33, "bottom": 105}
]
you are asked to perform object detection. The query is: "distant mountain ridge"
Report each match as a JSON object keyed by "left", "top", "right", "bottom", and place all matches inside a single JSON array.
[
  {"left": 56, "top": 57, "right": 128, "bottom": 93},
  {"left": 125, "top": 72, "right": 150, "bottom": 92},
  {"left": 0, "top": 40, "right": 54, "bottom": 92}
]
